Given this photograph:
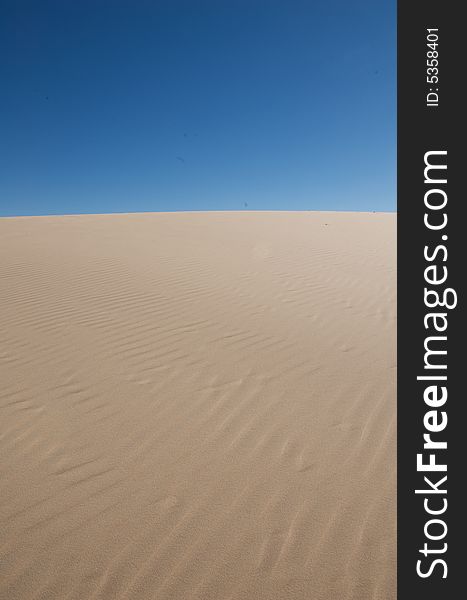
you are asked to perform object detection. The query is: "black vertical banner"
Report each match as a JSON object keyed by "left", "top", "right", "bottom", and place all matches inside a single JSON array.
[{"left": 398, "top": 2, "right": 463, "bottom": 598}]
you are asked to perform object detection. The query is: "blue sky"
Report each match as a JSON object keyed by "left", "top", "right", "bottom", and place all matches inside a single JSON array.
[{"left": 0, "top": 0, "right": 395, "bottom": 216}]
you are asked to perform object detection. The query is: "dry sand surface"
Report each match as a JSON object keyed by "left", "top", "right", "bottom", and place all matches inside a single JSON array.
[{"left": 0, "top": 211, "right": 396, "bottom": 600}]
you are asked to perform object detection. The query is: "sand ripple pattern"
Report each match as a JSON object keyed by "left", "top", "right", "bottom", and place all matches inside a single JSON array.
[{"left": 0, "top": 212, "right": 396, "bottom": 600}]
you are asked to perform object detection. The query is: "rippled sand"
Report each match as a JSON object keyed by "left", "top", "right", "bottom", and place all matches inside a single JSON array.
[{"left": 0, "top": 211, "right": 396, "bottom": 600}]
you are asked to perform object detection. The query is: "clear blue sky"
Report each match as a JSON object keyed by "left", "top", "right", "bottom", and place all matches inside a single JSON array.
[{"left": 0, "top": 0, "right": 395, "bottom": 216}]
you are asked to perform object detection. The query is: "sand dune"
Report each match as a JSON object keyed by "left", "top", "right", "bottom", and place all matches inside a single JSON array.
[{"left": 0, "top": 211, "right": 396, "bottom": 600}]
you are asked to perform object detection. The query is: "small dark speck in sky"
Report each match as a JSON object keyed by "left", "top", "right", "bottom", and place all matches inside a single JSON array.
[{"left": 176, "top": 156, "right": 185, "bottom": 163}]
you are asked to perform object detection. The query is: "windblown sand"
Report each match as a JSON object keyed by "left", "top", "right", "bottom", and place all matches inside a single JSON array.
[{"left": 0, "top": 212, "right": 395, "bottom": 600}]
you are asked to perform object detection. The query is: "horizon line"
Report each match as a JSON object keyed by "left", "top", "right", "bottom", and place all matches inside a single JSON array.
[{"left": 0, "top": 208, "right": 397, "bottom": 219}]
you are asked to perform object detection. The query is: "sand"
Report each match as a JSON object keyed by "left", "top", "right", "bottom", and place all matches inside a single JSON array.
[{"left": 0, "top": 211, "right": 396, "bottom": 600}]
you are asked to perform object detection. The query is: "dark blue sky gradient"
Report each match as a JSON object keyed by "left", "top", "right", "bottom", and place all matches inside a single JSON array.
[{"left": 0, "top": 0, "right": 395, "bottom": 216}]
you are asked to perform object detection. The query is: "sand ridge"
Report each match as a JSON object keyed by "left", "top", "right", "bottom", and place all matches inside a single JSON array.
[{"left": 0, "top": 211, "right": 396, "bottom": 599}]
